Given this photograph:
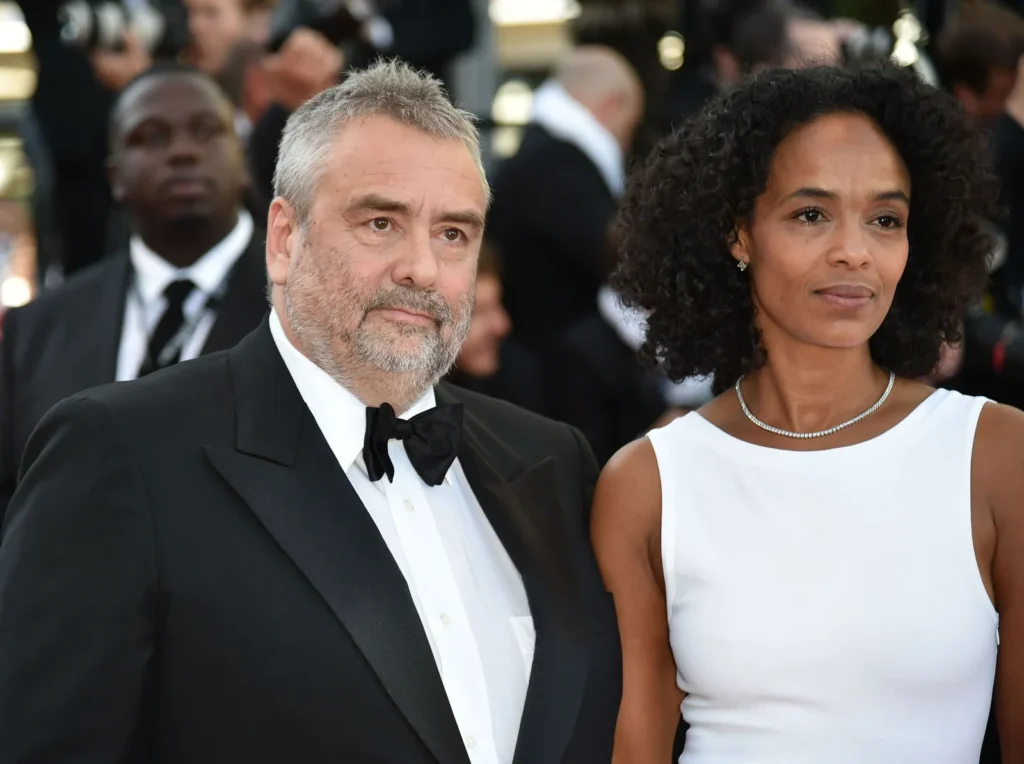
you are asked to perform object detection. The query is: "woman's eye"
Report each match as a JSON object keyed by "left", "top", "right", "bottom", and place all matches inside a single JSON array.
[
  {"left": 874, "top": 214, "right": 904, "bottom": 230},
  {"left": 795, "top": 208, "right": 825, "bottom": 225}
]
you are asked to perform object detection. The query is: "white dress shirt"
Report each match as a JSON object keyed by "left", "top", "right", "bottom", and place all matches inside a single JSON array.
[
  {"left": 268, "top": 310, "right": 533, "bottom": 764},
  {"left": 531, "top": 79, "right": 625, "bottom": 198},
  {"left": 115, "top": 210, "right": 254, "bottom": 382},
  {"left": 596, "top": 286, "right": 715, "bottom": 408}
]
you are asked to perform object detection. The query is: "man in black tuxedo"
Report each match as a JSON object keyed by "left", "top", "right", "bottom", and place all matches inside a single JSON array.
[
  {"left": 0, "top": 65, "right": 268, "bottom": 521},
  {"left": 0, "top": 60, "right": 621, "bottom": 763}
]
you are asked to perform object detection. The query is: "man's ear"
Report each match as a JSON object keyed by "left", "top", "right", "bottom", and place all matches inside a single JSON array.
[
  {"left": 712, "top": 45, "right": 740, "bottom": 86},
  {"left": 952, "top": 82, "right": 980, "bottom": 117},
  {"left": 266, "top": 198, "right": 299, "bottom": 288},
  {"left": 107, "top": 156, "right": 125, "bottom": 204}
]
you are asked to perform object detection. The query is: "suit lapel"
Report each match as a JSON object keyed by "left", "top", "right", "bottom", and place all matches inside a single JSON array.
[
  {"left": 440, "top": 386, "right": 590, "bottom": 764},
  {"left": 201, "top": 233, "right": 269, "bottom": 353},
  {"left": 205, "top": 325, "right": 468, "bottom": 764}
]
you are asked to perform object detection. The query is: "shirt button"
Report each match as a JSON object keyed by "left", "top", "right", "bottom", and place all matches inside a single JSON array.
[
  {"left": 440, "top": 613, "right": 451, "bottom": 626},
  {"left": 404, "top": 500, "right": 414, "bottom": 512},
  {"left": 466, "top": 735, "right": 477, "bottom": 749}
]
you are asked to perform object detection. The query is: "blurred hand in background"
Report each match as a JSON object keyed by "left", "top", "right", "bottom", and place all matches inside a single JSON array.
[
  {"left": 263, "top": 28, "right": 344, "bottom": 111},
  {"left": 90, "top": 31, "right": 152, "bottom": 92}
]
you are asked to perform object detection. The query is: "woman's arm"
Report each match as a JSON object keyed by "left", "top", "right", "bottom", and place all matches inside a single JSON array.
[
  {"left": 975, "top": 403, "right": 1024, "bottom": 761},
  {"left": 590, "top": 438, "right": 684, "bottom": 763}
]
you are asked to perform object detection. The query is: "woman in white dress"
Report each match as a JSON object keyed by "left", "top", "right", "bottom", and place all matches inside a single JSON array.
[{"left": 592, "top": 62, "right": 1024, "bottom": 763}]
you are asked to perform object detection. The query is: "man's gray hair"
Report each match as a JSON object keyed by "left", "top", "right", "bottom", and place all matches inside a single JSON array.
[{"left": 273, "top": 59, "right": 489, "bottom": 223}]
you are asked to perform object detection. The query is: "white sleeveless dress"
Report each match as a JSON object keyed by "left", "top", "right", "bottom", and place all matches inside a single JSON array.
[{"left": 647, "top": 389, "right": 999, "bottom": 764}]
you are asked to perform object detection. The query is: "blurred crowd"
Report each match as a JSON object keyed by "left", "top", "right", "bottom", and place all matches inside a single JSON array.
[{"left": 7, "top": 0, "right": 1024, "bottom": 502}]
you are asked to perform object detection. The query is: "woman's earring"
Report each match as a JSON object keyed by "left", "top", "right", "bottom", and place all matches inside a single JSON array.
[{"left": 737, "top": 260, "right": 748, "bottom": 272}]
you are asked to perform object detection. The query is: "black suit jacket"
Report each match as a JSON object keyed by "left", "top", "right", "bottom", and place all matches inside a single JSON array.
[
  {"left": 0, "top": 233, "right": 269, "bottom": 520},
  {"left": 486, "top": 124, "right": 619, "bottom": 351},
  {"left": 548, "top": 312, "right": 668, "bottom": 466},
  {"left": 0, "top": 320, "right": 622, "bottom": 763}
]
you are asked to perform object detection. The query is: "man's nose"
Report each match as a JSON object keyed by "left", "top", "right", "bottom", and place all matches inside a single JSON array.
[
  {"left": 166, "top": 131, "right": 203, "bottom": 164},
  {"left": 391, "top": 231, "right": 439, "bottom": 288}
]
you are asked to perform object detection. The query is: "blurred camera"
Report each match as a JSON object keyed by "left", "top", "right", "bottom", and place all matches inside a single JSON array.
[
  {"left": 58, "top": 0, "right": 189, "bottom": 56},
  {"left": 839, "top": 25, "right": 893, "bottom": 62},
  {"left": 962, "top": 307, "right": 1024, "bottom": 380},
  {"left": 266, "top": 0, "right": 374, "bottom": 52}
]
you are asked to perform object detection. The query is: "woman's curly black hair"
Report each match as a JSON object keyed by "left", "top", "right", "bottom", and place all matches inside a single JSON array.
[{"left": 612, "top": 61, "right": 1002, "bottom": 392}]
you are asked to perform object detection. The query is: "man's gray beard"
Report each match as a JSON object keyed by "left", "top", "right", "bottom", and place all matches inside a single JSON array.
[
  {"left": 284, "top": 266, "right": 474, "bottom": 395},
  {"left": 352, "top": 292, "right": 474, "bottom": 385}
]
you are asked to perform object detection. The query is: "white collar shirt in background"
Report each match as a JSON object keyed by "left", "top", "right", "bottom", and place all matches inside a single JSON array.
[
  {"left": 531, "top": 79, "right": 625, "bottom": 198},
  {"left": 115, "top": 210, "right": 254, "bottom": 381}
]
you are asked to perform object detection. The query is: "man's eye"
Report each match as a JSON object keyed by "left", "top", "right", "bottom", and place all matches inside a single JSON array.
[{"left": 370, "top": 219, "right": 391, "bottom": 231}]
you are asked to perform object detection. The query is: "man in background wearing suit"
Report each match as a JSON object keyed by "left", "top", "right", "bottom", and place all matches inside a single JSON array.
[
  {"left": 0, "top": 65, "right": 268, "bottom": 522},
  {"left": 0, "top": 61, "right": 621, "bottom": 764},
  {"left": 486, "top": 46, "right": 642, "bottom": 356}
]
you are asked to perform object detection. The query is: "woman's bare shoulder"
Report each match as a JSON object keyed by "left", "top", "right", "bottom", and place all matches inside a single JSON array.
[
  {"left": 974, "top": 400, "right": 1024, "bottom": 502},
  {"left": 591, "top": 436, "right": 663, "bottom": 539}
]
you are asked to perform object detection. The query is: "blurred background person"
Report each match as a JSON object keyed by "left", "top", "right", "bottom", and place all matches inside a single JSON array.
[
  {"left": 669, "top": 0, "right": 850, "bottom": 121},
  {"left": 445, "top": 240, "right": 545, "bottom": 412},
  {"left": 486, "top": 45, "right": 643, "bottom": 413},
  {"left": 243, "top": 0, "right": 274, "bottom": 45},
  {"left": 936, "top": 8, "right": 1023, "bottom": 125},
  {"left": 0, "top": 65, "right": 268, "bottom": 522},
  {"left": 246, "top": 0, "right": 477, "bottom": 216},
  {"left": 247, "top": 26, "right": 344, "bottom": 217},
  {"left": 547, "top": 245, "right": 680, "bottom": 465},
  {"left": 930, "top": 3, "right": 1024, "bottom": 412},
  {"left": 185, "top": 0, "right": 249, "bottom": 77},
  {"left": 15, "top": 0, "right": 128, "bottom": 279}
]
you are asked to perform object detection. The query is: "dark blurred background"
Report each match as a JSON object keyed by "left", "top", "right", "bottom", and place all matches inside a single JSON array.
[{"left": 2, "top": 0, "right": 1024, "bottom": 470}]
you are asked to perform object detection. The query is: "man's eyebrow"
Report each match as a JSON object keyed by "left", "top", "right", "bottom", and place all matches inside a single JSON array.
[
  {"left": 438, "top": 210, "right": 485, "bottom": 230},
  {"left": 347, "top": 194, "right": 484, "bottom": 230},
  {"left": 346, "top": 194, "right": 414, "bottom": 216}
]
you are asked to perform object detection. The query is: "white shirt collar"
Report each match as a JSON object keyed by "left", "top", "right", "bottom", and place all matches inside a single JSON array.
[
  {"left": 268, "top": 308, "right": 444, "bottom": 479},
  {"left": 596, "top": 286, "right": 716, "bottom": 406},
  {"left": 597, "top": 285, "right": 647, "bottom": 351},
  {"left": 129, "top": 209, "right": 254, "bottom": 302},
  {"left": 530, "top": 80, "right": 625, "bottom": 197}
]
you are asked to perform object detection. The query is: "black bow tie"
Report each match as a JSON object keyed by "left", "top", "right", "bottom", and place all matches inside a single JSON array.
[{"left": 363, "top": 402, "right": 464, "bottom": 486}]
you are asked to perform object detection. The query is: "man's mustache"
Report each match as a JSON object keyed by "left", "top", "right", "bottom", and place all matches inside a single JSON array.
[{"left": 362, "top": 288, "right": 453, "bottom": 325}]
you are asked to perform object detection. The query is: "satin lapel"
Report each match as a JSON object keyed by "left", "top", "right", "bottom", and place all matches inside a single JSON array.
[
  {"left": 448, "top": 396, "right": 590, "bottom": 764},
  {"left": 206, "top": 326, "right": 469, "bottom": 764},
  {"left": 201, "top": 234, "right": 270, "bottom": 353}
]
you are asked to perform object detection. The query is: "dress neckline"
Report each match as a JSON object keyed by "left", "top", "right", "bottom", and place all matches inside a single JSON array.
[{"left": 685, "top": 388, "right": 949, "bottom": 464}]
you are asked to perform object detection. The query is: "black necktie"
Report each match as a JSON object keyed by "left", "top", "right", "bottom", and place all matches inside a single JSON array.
[
  {"left": 363, "top": 402, "right": 464, "bottom": 486},
  {"left": 138, "top": 279, "right": 196, "bottom": 377}
]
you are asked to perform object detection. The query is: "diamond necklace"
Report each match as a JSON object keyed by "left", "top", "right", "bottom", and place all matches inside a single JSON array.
[{"left": 734, "top": 371, "right": 896, "bottom": 440}]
